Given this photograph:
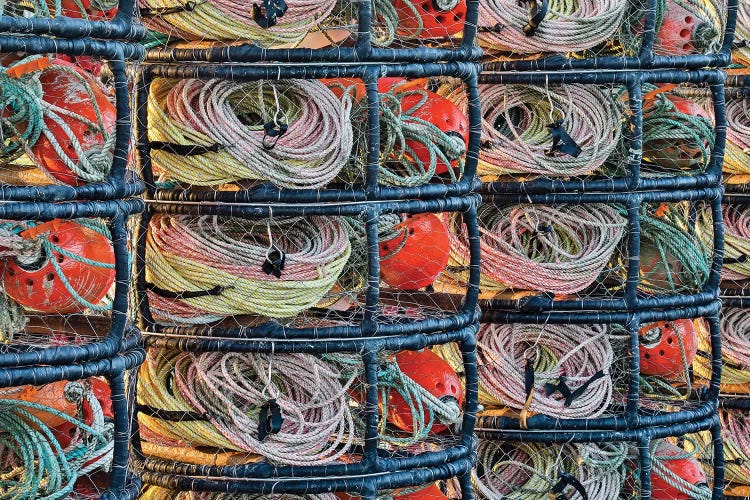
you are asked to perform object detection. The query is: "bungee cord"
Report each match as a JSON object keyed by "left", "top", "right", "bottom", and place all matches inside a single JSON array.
[
  {"left": 477, "top": 0, "right": 629, "bottom": 55},
  {"left": 464, "top": 83, "right": 623, "bottom": 177},
  {"left": 472, "top": 441, "right": 627, "bottom": 500},
  {"left": 145, "top": 214, "right": 351, "bottom": 322},
  {"left": 137, "top": 0, "right": 338, "bottom": 46},
  {"left": 0, "top": 382, "right": 113, "bottom": 500},
  {"left": 148, "top": 78, "right": 353, "bottom": 189},
  {"left": 0, "top": 56, "right": 115, "bottom": 184},
  {"left": 476, "top": 323, "right": 614, "bottom": 420},
  {"left": 724, "top": 98, "right": 750, "bottom": 177},
  {"left": 443, "top": 204, "right": 627, "bottom": 295},
  {"left": 137, "top": 350, "right": 357, "bottom": 466}
]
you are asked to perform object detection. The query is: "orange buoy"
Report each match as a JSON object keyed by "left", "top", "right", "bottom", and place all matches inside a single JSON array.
[
  {"left": 48, "top": 0, "right": 118, "bottom": 21},
  {"left": 393, "top": 0, "right": 467, "bottom": 39},
  {"left": 651, "top": 441, "right": 708, "bottom": 499},
  {"left": 639, "top": 319, "right": 699, "bottom": 379}
]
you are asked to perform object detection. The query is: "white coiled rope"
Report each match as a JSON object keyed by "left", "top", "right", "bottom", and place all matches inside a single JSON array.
[
  {"left": 148, "top": 78, "right": 353, "bottom": 189},
  {"left": 477, "top": 323, "right": 614, "bottom": 419},
  {"left": 138, "top": 350, "right": 356, "bottom": 466},
  {"left": 478, "top": 0, "right": 629, "bottom": 54},
  {"left": 444, "top": 204, "right": 627, "bottom": 295},
  {"left": 467, "top": 84, "right": 623, "bottom": 177},
  {"left": 145, "top": 214, "right": 351, "bottom": 322}
]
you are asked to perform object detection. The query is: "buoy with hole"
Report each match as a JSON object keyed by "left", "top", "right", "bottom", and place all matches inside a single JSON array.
[
  {"left": 2, "top": 219, "right": 115, "bottom": 314},
  {"left": 655, "top": 1, "right": 712, "bottom": 55},
  {"left": 379, "top": 213, "right": 451, "bottom": 290},
  {"left": 0, "top": 381, "right": 79, "bottom": 428},
  {"left": 386, "top": 349, "right": 463, "bottom": 434},
  {"left": 48, "top": 0, "right": 118, "bottom": 20},
  {"left": 650, "top": 441, "right": 709, "bottom": 500},
  {"left": 393, "top": 0, "right": 467, "bottom": 38},
  {"left": 638, "top": 319, "right": 699, "bottom": 379}
]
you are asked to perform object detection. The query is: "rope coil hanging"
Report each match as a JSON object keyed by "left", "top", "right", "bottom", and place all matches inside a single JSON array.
[
  {"left": 472, "top": 441, "right": 627, "bottom": 499},
  {"left": 137, "top": 0, "right": 338, "bottom": 45},
  {"left": 724, "top": 98, "right": 750, "bottom": 178},
  {"left": 137, "top": 350, "right": 357, "bottom": 466},
  {"left": 718, "top": 410, "right": 750, "bottom": 487},
  {"left": 462, "top": 83, "right": 623, "bottom": 177},
  {"left": 443, "top": 204, "right": 627, "bottom": 295},
  {"left": 476, "top": 323, "right": 614, "bottom": 420},
  {"left": 700, "top": 204, "right": 750, "bottom": 281},
  {"left": 148, "top": 78, "right": 353, "bottom": 189},
  {"left": 477, "top": 0, "right": 629, "bottom": 55},
  {"left": 693, "top": 307, "right": 750, "bottom": 387},
  {"left": 144, "top": 214, "right": 351, "bottom": 322}
]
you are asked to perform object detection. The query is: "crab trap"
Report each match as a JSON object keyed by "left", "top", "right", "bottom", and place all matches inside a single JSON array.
[
  {"left": 0, "top": 42, "right": 146, "bottom": 202},
  {"left": 138, "top": 0, "right": 479, "bottom": 64},
  {"left": 476, "top": 69, "right": 727, "bottom": 195},
  {"left": 0, "top": 0, "right": 144, "bottom": 40},
  {"left": 0, "top": 199, "right": 145, "bottom": 372},
  {"left": 471, "top": 416, "right": 724, "bottom": 500},
  {"left": 480, "top": 0, "right": 736, "bottom": 71},
  {"left": 0, "top": 340, "right": 144, "bottom": 500},
  {"left": 134, "top": 62, "right": 481, "bottom": 204},
  {"left": 130, "top": 328, "right": 477, "bottom": 498}
]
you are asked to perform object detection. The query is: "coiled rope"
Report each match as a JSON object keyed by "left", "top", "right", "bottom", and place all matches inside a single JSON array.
[
  {"left": 148, "top": 78, "right": 353, "bottom": 189},
  {"left": 0, "top": 0, "right": 116, "bottom": 18},
  {"left": 0, "top": 382, "right": 113, "bottom": 500},
  {"left": 138, "top": 0, "right": 337, "bottom": 45},
  {"left": 346, "top": 88, "right": 466, "bottom": 187},
  {"left": 472, "top": 441, "right": 627, "bottom": 499},
  {"left": 444, "top": 204, "right": 627, "bottom": 295},
  {"left": 459, "top": 83, "right": 623, "bottom": 177},
  {"left": 138, "top": 350, "right": 356, "bottom": 466},
  {"left": 694, "top": 308, "right": 750, "bottom": 387},
  {"left": 145, "top": 214, "right": 351, "bottom": 322},
  {"left": 724, "top": 98, "right": 750, "bottom": 177},
  {"left": 0, "top": 56, "right": 115, "bottom": 183},
  {"left": 735, "top": 2, "right": 750, "bottom": 66},
  {"left": 700, "top": 204, "right": 750, "bottom": 281},
  {"left": 719, "top": 410, "right": 750, "bottom": 486},
  {"left": 477, "top": 0, "right": 629, "bottom": 54},
  {"left": 476, "top": 323, "right": 613, "bottom": 420},
  {"left": 141, "top": 488, "right": 337, "bottom": 500}
]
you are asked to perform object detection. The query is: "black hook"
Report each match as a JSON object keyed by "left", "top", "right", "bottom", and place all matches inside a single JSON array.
[
  {"left": 550, "top": 471, "right": 588, "bottom": 500},
  {"left": 262, "top": 247, "right": 286, "bottom": 278},
  {"left": 519, "top": 0, "right": 548, "bottom": 36},
  {"left": 262, "top": 121, "right": 289, "bottom": 150},
  {"left": 140, "top": 1, "right": 204, "bottom": 17},
  {"left": 258, "top": 399, "right": 283, "bottom": 441},
  {"left": 546, "top": 120, "right": 582, "bottom": 158}
]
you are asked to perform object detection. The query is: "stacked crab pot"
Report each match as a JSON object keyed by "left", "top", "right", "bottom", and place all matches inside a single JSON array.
[
  {"left": 130, "top": 2, "right": 482, "bottom": 499},
  {"left": 0, "top": 2, "right": 146, "bottom": 499},
  {"left": 464, "top": 1, "right": 737, "bottom": 498}
]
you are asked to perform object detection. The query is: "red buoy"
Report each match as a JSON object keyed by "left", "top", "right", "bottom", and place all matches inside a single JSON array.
[
  {"left": 379, "top": 213, "right": 450, "bottom": 290},
  {"left": 386, "top": 349, "right": 463, "bottom": 434},
  {"left": 393, "top": 0, "right": 467, "bottom": 39},
  {"left": 639, "top": 319, "right": 699, "bottom": 379},
  {"left": 651, "top": 441, "right": 708, "bottom": 500},
  {"left": 3, "top": 220, "right": 115, "bottom": 314},
  {"left": 655, "top": 1, "right": 706, "bottom": 55},
  {"left": 48, "top": 0, "right": 118, "bottom": 21}
]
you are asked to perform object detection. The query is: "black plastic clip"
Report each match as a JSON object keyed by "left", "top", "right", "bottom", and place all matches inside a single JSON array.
[
  {"left": 145, "top": 282, "right": 232, "bottom": 299},
  {"left": 262, "top": 247, "right": 286, "bottom": 278},
  {"left": 262, "top": 121, "right": 288, "bottom": 150},
  {"left": 520, "top": 0, "right": 548, "bottom": 36},
  {"left": 723, "top": 254, "right": 748, "bottom": 265},
  {"left": 253, "top": 0, "right": 288, "bottom": 28},
  {"left": 546, "top": 120, "right": 582, "bottom": 158},
  {"left": 258, "top": 399, "right": 283, "bottom": 441},
  {"left": 544, "top": 371, "right": 605, "bottom": 407},
  {"left": 550, "top": 471, "right": 588, "bottom": 500},
  {"left": 140, "top": 1, "right": 204, "bottom": 17},
  {"left": 149, "top": 141, "right": 224, "bottom": 156}
]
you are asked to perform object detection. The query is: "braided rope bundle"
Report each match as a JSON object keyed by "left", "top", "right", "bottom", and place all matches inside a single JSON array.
[
  {"left": 345, "top": 88, "right": 466, "bottom": 187},
  {"left": 476, "top": 323, "right": 614, "bottom": 419},
  {"left": 148, "top": 78, "right": 353, "bottom": 189},
  {"left": 0, "top": 56, "right": 115, "bottom": 183},
  {"left": 637, "top": 204, "right": 710, "bottom": 294},
  {"left": 472, "top": 441, "right": 627, "bottom": 499},
  {"left": 141, "top": 488, "right": 337, "bottom": 500},
  {"left": 145, "top": 214, "right": 351, "bottom": 322},
  {"left": 641, "top": 85, "right": 715, "bottom": 174},
  {"left": 138, "top": 350, "right": 356, "bottom": 466},
  {"left": 138, "top": 0, "right": 337, "bottom": 45},
  {"left": 701, "top": 204, "right": 750, "bottom": 281},
  {"left": 0, "top": 382, "right": 113, "bottom": 499},
  {"left": 444, "top": 204, "right": 627, "bottom": 295},
  {"left": 719, "top": 410, "right": 750, "bottom": 486},
  {"left": 477, "top": 0, "right": 629, "bottom": 54},
  {"left": 693, "top": 308, "right": 750, "bottom": 387},
  {"left": 724, "top": 98, "right": 750, "bottom": 177},
  {"left": 735, "top": 2, "right": 750, "bottom": 66},
  {"left": 467, "top": 84, "right": 623, "bottom": 177}
]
